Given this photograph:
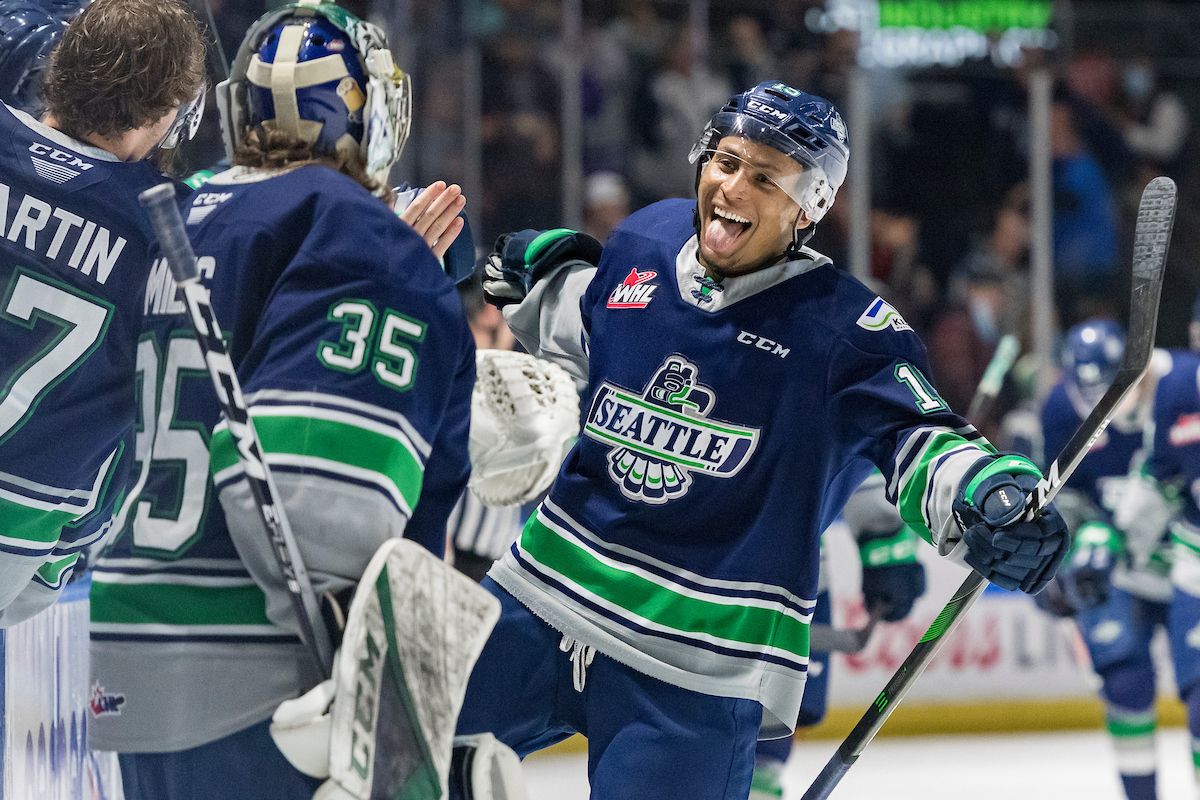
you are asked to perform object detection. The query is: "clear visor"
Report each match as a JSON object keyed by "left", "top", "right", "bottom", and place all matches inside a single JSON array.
[
  {"left": 689, "top": 113, "right": 832, "bottom": 220},
  {"left": 158, "top": 85, "right": 206, "bottom": 150}
]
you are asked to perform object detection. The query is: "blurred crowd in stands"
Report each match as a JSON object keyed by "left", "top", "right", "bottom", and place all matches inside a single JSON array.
[{"left": 190, "top": 0, "right": 1200, "bottom": 439}]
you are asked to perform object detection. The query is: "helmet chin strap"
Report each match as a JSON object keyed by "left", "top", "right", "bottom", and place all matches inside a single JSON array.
[{"left": 784, "top": 208, "right": 815, "bottom": 261}]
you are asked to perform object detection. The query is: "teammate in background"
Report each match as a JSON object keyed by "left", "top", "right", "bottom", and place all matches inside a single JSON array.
[
  {"left": 0, "top": 0, "right": 205, "bottom": 625},
  {"left": 1034, "top": 320, "right": 1176, "bottom": 800},
  {"left": 1111, "top": 303, "right": 1200, "bottom": 798},
  {"left": 0, "top": 1, "right": 73, "bottom": 117},
  {"left": 87, "top": 5, "right": 475, "bottom": 799},
  {"left": 454, "top": 80, "right": 1069, "bottom": 799},
  {"left": 750, "top": 471, "right": 926, "bottom": 799}
]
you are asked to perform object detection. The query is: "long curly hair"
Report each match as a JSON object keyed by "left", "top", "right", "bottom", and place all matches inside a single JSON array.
[{"left": 234, "top": 126, "right": 394, "bottom": 203}]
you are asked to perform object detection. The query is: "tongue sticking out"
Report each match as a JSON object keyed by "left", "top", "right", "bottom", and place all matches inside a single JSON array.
[{"left": 704, "top": 216, "right": 748, "bottom": 256}]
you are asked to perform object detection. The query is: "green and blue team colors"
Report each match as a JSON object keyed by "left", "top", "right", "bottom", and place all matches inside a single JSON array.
[
  {"left": 0, "top": 102, "right": 177, "bottom": 622},
  {"left": 488, "top": 198, "right": 993, "bottom": 738},
  {"left": 88, "top": 164, "right": 474, "bottom": 753}
]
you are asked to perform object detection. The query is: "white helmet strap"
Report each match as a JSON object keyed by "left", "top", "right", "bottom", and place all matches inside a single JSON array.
[{"left": 268, "top": 25, "right": 304, "bottom": 139}]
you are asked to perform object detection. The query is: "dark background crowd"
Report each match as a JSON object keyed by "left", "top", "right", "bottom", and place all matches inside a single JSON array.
[{"left": 181, "top": 0, "right": 1200, "bottom": 436}]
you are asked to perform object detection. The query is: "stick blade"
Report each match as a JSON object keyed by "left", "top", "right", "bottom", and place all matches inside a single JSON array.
[{"left": 1123, "top": 176, "right": 1176, "bottom": 374}]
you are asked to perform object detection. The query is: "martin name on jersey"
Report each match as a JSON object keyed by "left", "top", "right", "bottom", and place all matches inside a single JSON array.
[
  {"left": 0, "top": 101, "right": 171, "bottom": 624},
  {"left": 493, "top": 198, "right": 994, "bottom": 737}
]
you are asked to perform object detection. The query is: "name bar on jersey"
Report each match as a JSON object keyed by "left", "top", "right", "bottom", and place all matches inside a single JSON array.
[
  {"left": 584, "top": 384, "right": 758, "bottom": 475},
  {"left": 0, "top": 181, "right": 126, "bottom": 285}
]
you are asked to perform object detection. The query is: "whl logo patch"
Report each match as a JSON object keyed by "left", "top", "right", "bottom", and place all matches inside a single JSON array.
[
  {"left": 89, "top": 681, "right": 126, "bottom": 717},
  {"left": 607, "top": 268, "right": 658, "bottom": 309},
  {"left": 584, "top": 355, "right": 759, "bottom": 504},
  {"left": 857, "top": 297, "right": 911, "bottom": 333}
]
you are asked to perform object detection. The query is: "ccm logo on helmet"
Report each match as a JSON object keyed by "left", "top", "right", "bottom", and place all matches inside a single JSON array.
[{"left": 746, "top": 99, "right": 788, "bottom": 122}]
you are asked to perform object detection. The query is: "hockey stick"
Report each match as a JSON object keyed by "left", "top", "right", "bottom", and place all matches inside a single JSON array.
[
  {"left": 138, "top": 182, "right": 334, "bottom": 679},
  {"left": 810, "top": 337, "right": 1020, "bottom": 657},
  {"left": 801, "top": 176, "right": 1176, "bottom": 800}
]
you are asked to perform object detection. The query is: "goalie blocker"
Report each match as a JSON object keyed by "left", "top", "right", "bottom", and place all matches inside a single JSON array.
[{"left": 270, "top": 538, "right": 525, "bottom": 800}]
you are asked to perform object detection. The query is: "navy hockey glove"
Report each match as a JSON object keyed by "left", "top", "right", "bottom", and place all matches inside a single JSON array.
[
  {"left": 1059, "top": 521, "right": 1121, "bottom": 611},
  {"left": 481, "top": 228, "right": 603, "bottom": 308},
  {"left": 953, "top": 454, "right": 1070, "bottom": 594},
  {"left": 859, "top": 525, "right": 926, "bottom": 622}
]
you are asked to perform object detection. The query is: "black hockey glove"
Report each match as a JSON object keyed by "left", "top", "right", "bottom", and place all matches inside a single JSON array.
[
  {"left": 859, "top": 525, "right": 927, "bottom": 622},
  {"left": 1059, "top": 521, "right": 1121, "bottom": 611},
  {"left": 953, "top": 454, "right": 1069, "bottom": 594},
  {"left": 482, "top": 228, "right": 603, "bottom": 308}
]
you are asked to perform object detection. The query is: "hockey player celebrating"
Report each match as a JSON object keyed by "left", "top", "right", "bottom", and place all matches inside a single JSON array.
[
  {"left": 453, "top": 80, "right": 1070, "bottom": 799},
  {"left": 1035, "top": 320, "right": 1176, "bottom": 800},
  {"left": 0, "top": 0, "right": 205, "bottom": 624},
  {"left": 87, "top": 4, "right": 484, "bottom": 799}
]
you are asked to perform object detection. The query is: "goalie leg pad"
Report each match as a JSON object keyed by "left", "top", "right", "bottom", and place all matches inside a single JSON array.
[
  {"left": 450, "top": 733, "right": 528, "bottom": 800},
  {"left": 314, "top": 538, "right": 501, "bottom": 800}
]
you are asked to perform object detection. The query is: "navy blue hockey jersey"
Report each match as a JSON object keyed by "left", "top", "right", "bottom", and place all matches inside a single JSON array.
[
  {"left": 1042, "top": 382, "right": 1144, "bottom": 516},
  {"left": 89, "top": 164, "right": 474, "bottom": 751},
  {"left": 0, "top": 103, "right": 172, "bottom": 622},
  {"left": 490, "top": 199, "right": 993, "bottom": 736}
]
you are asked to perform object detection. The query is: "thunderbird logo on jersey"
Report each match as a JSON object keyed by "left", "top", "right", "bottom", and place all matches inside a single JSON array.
[
  {"left": 583, "top": 355, "right": 759, "bottom": 504},
  {"left": 607, "top": 268, "right": 658, "bottom": 309}
]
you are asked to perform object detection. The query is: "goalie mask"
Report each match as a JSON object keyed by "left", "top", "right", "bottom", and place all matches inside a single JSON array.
[{"left": 217, "top": 1, "right": 412, "bottom": 183}]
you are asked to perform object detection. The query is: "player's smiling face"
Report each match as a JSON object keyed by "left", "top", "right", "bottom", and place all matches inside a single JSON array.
[{"left": 696, "top": 136, "right": 811, "bottom": 278}]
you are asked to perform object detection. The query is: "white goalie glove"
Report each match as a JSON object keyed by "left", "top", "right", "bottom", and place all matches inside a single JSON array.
[{"left": 469, "top": 350, "right": 580, "bottom": 506}]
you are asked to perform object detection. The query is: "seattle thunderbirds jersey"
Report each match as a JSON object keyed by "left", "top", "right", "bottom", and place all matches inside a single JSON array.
[
  {"left": 0, "top": 103, "right": 172, "bottom": 624},
  {"left": 1145, "top": 349, "right": 1200, "bottom": 594},
  {"left": 1041, "top": 381, "right": 1170, "bottom": 601},
  {"left": 491, "top": 199, "right": 993, "bottom": 736},
  {"left": 89, "top": 165, "right": 475, "bottom": 752}
]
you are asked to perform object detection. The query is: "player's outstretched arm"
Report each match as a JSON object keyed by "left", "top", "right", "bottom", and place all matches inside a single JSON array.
[
  {"left": 952, "top": 454, "right": 1070, "bottom": 594},
  {"left": 482, "top": 229, "right": 604, "bottom": 390}
]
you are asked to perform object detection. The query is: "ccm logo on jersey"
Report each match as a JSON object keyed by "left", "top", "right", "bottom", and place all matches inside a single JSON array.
[
  {"left": 1170, "top": 413, "right": 1200, "bottom": 446},
  {"left": 737, "top": 330, "right": 789, "bottom": 358},
  {"left": 608, "top": 268, "right": 658, "bottom": 309},
  {"left": 28, "top": 142, "right": 94, "bottom": 184}
]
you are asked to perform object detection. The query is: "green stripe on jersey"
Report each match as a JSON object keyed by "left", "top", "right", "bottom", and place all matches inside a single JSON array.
[
  {"left": 90, "top": 581, "right": 273, "bottom": 627},
  {"left": 0, "top": 496, "right": 75, "bottom": 545},
  {"left": 210, "top": 412, "right": 424, "bottom": 509},
  {"left": 522, "top": 513, "right": 810, "bottom": 659},
  {"left": 896, "top": 430, "right": 995, "bottom": 545}
]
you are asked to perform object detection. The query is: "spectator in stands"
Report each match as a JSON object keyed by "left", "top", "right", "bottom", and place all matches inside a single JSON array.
[
  {"left": 583, "top": 171, "right": 631, "bottom": 243},
  {"left": 1050, "top": 100, "right": 1120, "bottom": 327},
  {"left": 630, "top": 25, "right": 730, "bottom": 204}
]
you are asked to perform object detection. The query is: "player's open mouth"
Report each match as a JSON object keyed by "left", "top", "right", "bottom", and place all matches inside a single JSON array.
[{"left": 704, "top": 206, "right": 751, "bottom": 256}]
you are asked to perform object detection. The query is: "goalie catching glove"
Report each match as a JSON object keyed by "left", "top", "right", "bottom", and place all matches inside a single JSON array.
[
  {"left": 952, "top": 454, "right": 1069, "bottom": 594},
  {"left": 481, "top": 228, "right": 603, "bottom": 308},
  {"left": 469, "top": 350, "right": 580, "bottom": 506}
]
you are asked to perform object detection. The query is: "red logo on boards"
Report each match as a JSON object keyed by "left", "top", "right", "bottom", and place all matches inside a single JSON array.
[{"left": 607, "top": 268, "right": 658, "bottom": 309}]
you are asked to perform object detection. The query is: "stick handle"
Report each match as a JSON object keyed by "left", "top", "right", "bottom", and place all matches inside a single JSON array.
[
  {"left": 139, "top": 183, "right": 200, "bottom": 283},
  {"left": 138, "top": 182, "right": 334, "bottom": 678}
]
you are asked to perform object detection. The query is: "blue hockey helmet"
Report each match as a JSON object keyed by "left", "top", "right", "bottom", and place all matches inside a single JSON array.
[
  {"left": 217, "top": 2, "right": 411, "bottom": 183},
  {"left": 0, "top": 1, "right": 71, "bottom": 115},
  {"left": 1062, "top": 319, "right": 1125, "bottom": 416},
  {"left": 688, "top": 81, "right": 849, "bottom": 224}
]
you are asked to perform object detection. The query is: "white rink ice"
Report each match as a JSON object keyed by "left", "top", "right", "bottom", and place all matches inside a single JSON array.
[{"left": 522, "top": 728, "right": 1197, "bottom": 799}]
